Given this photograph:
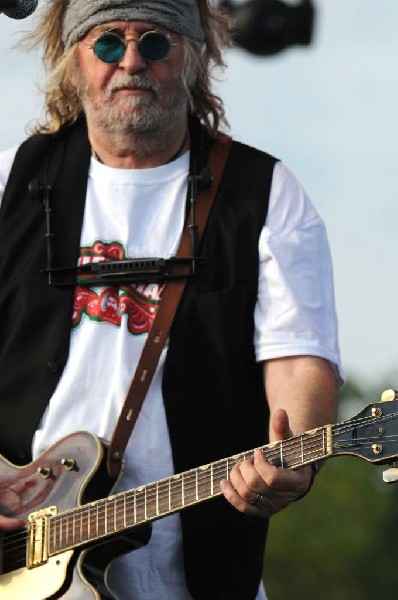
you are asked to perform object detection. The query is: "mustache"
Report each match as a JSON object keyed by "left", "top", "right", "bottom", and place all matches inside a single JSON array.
[{"left": 105, "top": 73, "right": 162, "bottom": 98}]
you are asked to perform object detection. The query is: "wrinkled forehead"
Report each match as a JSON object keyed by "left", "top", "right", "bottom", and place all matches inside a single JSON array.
[{"left": 62, "top": 0, "right": 204, "bottom": 48}]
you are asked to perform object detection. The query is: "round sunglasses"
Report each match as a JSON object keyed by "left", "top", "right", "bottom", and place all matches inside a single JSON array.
[{"left": 84, "top": 29, "right": 175, "bottom": 64}]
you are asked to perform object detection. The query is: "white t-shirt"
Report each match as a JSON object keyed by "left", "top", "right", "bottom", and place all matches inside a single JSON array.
[{"left": 0, "top": 145, "right": 343, "bottom": 600}]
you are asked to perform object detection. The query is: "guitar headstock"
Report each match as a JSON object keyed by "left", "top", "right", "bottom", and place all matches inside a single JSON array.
[{"left": 332, "top": 390, "right": 398, "bottom": 473}]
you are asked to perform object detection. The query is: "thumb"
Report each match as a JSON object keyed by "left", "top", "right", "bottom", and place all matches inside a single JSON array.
[{"left": 271, "top": 408, "right": 293, "bottom": 442}]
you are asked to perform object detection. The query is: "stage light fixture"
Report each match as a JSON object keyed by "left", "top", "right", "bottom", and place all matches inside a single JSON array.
[{"left": 221, "top": 0, "right": 315, "bottom": 56}]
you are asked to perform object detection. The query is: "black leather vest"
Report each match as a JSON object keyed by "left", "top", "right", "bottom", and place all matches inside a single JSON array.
[{"left": 0, "top": 118, "right": 277, "bottom": 598}]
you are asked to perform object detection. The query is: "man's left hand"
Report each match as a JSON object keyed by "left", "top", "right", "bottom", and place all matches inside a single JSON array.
[
  {"left": 220, "top": 408, "right": 313, "bottom": 517},
  {"left": 220, "top": 447, "right": 313, "bottom": 517}
]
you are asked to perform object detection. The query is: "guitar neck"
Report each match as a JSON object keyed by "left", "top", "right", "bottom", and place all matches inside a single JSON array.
[{"left": 48, "top": 424, "right": 333, "bottom": 556}]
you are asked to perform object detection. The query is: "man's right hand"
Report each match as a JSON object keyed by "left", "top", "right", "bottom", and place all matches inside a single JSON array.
[{"left": 0, "top": 514, "right": 25, "bottom": 531}]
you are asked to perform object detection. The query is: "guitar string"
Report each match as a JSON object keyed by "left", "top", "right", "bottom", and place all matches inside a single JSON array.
[
  {"left": 4, "top": 420, "right": 398, "bottom": 557},
  {"left": 0, "top": 431, "right": 329, "bottom": 557},
  {"left": 3, "top": 411, "right": 398, "bottom": 559},
  {"left": 5, "top": 433, "right": 398, "bottom": 563},
  {"left": 41, "top": 433, "right": 329, "bottom": 545},
  {"left": 4, "top": 414, "right": 398, "bottom": 557},
  {"left": 50, "top": 433, "right": 398, "bottom": 543},
  {"left": 44, "top": 409, "right": 397, "bottom": 531}
]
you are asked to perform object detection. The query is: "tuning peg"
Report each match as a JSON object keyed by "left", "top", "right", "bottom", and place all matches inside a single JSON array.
[
  {"left": 380, "top": 389, "right": 398, "bottom": 402},
  {"left": 382, "top": 464, "right": 398, "bottom": 484}
]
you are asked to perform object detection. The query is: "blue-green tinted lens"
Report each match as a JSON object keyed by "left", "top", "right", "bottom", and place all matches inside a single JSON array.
[
  {"left": 138, "top": 32, "right": 171, "bottom": 61},
  {"left": 94, "top": 33, "right": 125, "bottom": 63}
]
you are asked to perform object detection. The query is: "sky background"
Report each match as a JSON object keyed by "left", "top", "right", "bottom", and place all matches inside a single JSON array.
[{"left": 1, "top": 0, "right": 398, "bottom": 393}]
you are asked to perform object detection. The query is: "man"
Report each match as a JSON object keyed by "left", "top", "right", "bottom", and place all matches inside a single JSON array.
[{"left": 0, "top": 0, "right": 343, "bottom": 598}]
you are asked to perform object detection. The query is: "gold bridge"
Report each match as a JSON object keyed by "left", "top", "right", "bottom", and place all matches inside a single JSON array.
[{"left": 28, "top": 506, "right": 57, "bottom": 568}]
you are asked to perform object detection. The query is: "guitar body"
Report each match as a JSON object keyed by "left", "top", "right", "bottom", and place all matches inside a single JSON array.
[
  {"left": 1, "top": 395, "right": 397, "bottom": 599},
  {"left": 0, "top": 431, "right": 150, "bottom": 600}
]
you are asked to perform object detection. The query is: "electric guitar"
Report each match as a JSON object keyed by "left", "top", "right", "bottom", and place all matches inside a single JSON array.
[{"left": 1, "top": 391, "right": 398, "bottom": 599}]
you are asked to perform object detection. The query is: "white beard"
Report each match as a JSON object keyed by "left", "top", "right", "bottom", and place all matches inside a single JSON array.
[{"left": 78, "top": 71, "right": 189, "bottom": 156}]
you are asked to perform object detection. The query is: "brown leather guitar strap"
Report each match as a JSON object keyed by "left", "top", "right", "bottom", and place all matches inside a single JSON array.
[{"left": 107, "top": 134, "right": 232, "bottom": 477}]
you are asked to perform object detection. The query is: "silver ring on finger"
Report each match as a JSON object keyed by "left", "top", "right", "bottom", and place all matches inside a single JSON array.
[{"left": 250, "top": 492, "right": 263, "bottom": 506}]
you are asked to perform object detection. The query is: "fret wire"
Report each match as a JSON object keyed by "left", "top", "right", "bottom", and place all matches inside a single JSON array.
[
  {"left": 62, "top": 515, "right": 66, "bottom": 547},
  {"left": 49, "top": 428, "right": 334, "bottom": 553},
  {"left": 95, "top": 503, "right": 98, "bottom": 538},
  {"left": 84, "top": 506, "right": 89, "bottom": 542},
  {"left": 108, "top": 432, "right": 346, "bottom": 516},
  {"left": 113, "top": 497, "right": 116, "bottom": 532},
  {"left": 74, "top": 510, "right": 79, "bottom": 547},
  {"left": 266, "top": 430, "right": 326, "bottom": 466},
  {"left": 87, "top": 505, "right": 91, "bottom": 540},
  {"left": 36, "top": 420, "right": 398, "bottom": 555},
  {"left": 56, "top": 514, "right": 60, "bottom": 549},
  {"left": 71, "top": 512, "right": 75, "bottom": 546},
  {"left": 119, "top": 496, "right": 123, "bottom": 530},
  {"left": 107, "top": 428, "right": 346, "bottom": 516},
  {"left": 50, "top": 519, "right": 55, "bottom": 553},
  {"left": 108, "top": 498, "right": 112, "bottom": 532},
  {"left": 60, "top": 513, "right": 64, "bottom": 547},
  {"left": 53, "top": 516, "right": 57, "bottom": 550},
  {"left": 126, "top": 492, "right": 130, "bottom": 527},
  {"left": 89, "top": 504, "right": 92, "bottom": 539},
  {"left": 122, "top": 495, "right": 126, "bottom": 529},
  {"left": 130, "top": 490, "right": 137, "bottom": 525},
  {"left": 104, "top": 500, "right": 107, "bottom": 536},
  {"left": 138, "top": 487, "right": 145, "bottom": 523},
  {"left": 178, "top": 475, "right": 183, "bottom": 508},
  {"left": 84, "top": 506, "right": 88, "bottom": 541},
  {"left": 124, "top": 493, "right": 129, "bottom": 527},
  {"left": 75, "top": 509, "right": 79, "bottom": 546},
  {"left": 80, "top": 507, "right": 83, "bottom": 544}
]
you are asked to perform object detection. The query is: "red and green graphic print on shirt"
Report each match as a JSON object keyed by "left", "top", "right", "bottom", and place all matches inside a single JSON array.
[{"left": 72, "top": 241, "right": 164, "bottom": 335}]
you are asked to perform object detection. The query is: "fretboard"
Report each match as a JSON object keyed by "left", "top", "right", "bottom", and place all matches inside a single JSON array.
[{"left": 48, "top": 424, "right": 333, "bottom": 556}]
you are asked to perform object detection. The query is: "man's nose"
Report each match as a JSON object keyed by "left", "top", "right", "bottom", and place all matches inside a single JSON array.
[{"left": 119, "top": 40, "right": 147, "bottom": 73}]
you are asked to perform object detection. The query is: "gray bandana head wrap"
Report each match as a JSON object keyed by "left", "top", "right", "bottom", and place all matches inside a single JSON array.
[{"left": 62, "top": 0, "right": 205, "bottom": 48}]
